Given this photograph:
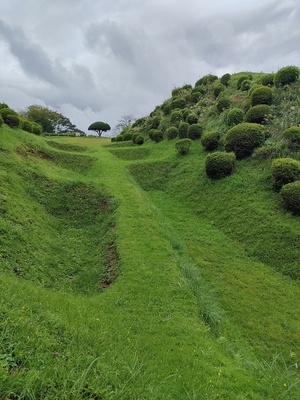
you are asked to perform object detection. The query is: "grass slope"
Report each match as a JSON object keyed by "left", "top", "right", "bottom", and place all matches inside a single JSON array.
[{"left": 0, "top": 123, "right": 300, "bottom": 400}]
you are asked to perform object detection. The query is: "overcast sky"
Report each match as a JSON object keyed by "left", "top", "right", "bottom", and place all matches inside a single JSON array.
[{"left": 0, "top": 0, "right": 299, "bottom": 134}]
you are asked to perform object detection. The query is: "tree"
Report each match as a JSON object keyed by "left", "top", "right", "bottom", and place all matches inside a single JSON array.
[
  {"left": 88, "top": 121, "right": 111, "bottom": 136},
  {"left": 113, "top": 114, "right": 136, "bottom": 135}
]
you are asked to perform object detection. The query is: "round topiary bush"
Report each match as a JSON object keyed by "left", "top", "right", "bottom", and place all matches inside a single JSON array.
[
  {"left": 271, "top": 158, "right": 300, "bottom": 191},
  {"left": 250, "top": 86, "right": 273, "bottom": 106},
  {"left": 178, "top": 122, "right": 189, "bottom": 138},
  {"left": 213, "top": 84, "right": 225, "bottom": 98},
  {"left": 186, "top": 113, "right": 198, "bottom": 125},
  {"left": 21, "top": 119, "right": 33, "bottom": 133},
  {"left": 115, "top": 134, "right": 124, "bottom": 142},
  {"left": 241, "top": 79, "right": 252, "bottom": 91},
  {"left": 122, "top": 130, "right": 134, "bottom": 141},
  {"left": 261, "top": 73, "right": 274, "bottom": 87},
  {"left": 282, "top": 126, "right": 300, "bottom": 151},
  {"left": 227, "top": 108, "right": 244, "bottom": 126},
  {"left": 170, "top": 110, "right": 183, "bottom": 126},
  {"left": 244, "top": 105, "right": 271, "bottom": 124},
  {"left": 170, "top": 97, "right": 185, "bottom": 110},
  {"left": 166, "top": 126, "right": 178, "bottom": 140},
  {"left": 5, "top": 114, "right": 20, "bottom": 128},
  {"left": 237, "top": 74, "right": 251, "bottom": 90},
  {"left": 190, "top": 91, "right": 202, "bottom": 103},
  {"left": 281, "top": 181, "right": 300, "bottom": 215},
  {"left": 274, "top": 66, "right": 300, "bottom": 87},
  {"left": 0, "top": 114, "right": 3, "bottom": 128},
  {"left": 224, "top": 123, "right": 265, "bottom": 159},
  {"left": 151, "top": 129, "right": 164, "bottom": 143},
  {"left": 216, "top": 96, "right": 231, "bottom": 112},
  {"left": 161, "top": 101, "right": 171, "bottom": 115},
  {"left": 188, "top": 124, "right": 203, "bottom": 140},
  {"left": 134, "top": 135, "right": 144, "bottom": 145},
  {"left": 175, "top": 138, "right": 192, "bottom": 155},
  {"left": 150, "top": 116, "right": 160, "bottom": 129},
  {"left": 32, "top": 122, "right": 42, "bottom": 135},
  {"left": 205, "top": 151, "right": 236, "bottom": 179},
  {"left": 195, "top": 74, "right": 218, "bottom": 87},
  {"left": 221, "top": 73, "right": 231, "bottom": 86},
  {"left": 201, "top": 131, "right": 220, "bottom": 151},
  {"left": 0, "top": 107, "right": 18, "bottom": 123}
]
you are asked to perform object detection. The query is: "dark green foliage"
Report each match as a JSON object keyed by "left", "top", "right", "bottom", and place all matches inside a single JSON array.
[
  {"left": 201, "top": 131, "right": 220, "bottom": 151},
  {"left": 172, "top": 85, "right": 192, "bottom": 97},
  {"left": 188, "top": 124, "right": 203, "bottom": 140},
  {"left": 227, "top": 108, "right": 244, "bottom": 126},
  {"left": 122, "top": 130, "right": 134, "bottom": 141},
  {"left": 216, "top": 96, "right": 231, "bottom": 112},
  {"left": 21, "top": 119, "right": 33, "bottom": 133},
  {"left": 0, "top": 113, "right": 3, "bottom": 128},
  {"left": 250, "top": 86, "right": 273, "bottom": 106},
  {"left": 170, "top": 110, "right": 182, "bottom": 126},
  {"left": 281, "top": 181, "right": 300, "bottom": 215},
  {"left": 274, "top": 66, "right": 300, "bottom": 87},
  {"left": 5, "top": 114, "right": 20, "bottom": 128},
  {"left": 150, "top": 116, "right": 161, "bottom": 129},
  {"left": 182, "top": 109, "right": 190, "bottom": 121},
  {"left": 32, "top": 122, "right": 43, "bottom": 135},
  {"left": 151, "top": 129, "right": 164, "bottom": 143},
  {"left": 271, "top": 158, "right": 300, "bottom": 191},
  {"left": 186, "top": 113, "right": 198, "bottom": 125},
  {"left": 237, "top": 75, "right": 251, "bottom": 90},
  {"left": 88, "top": 121, "right": 111, "bottom": 136},
  {"left": 178, "top": 122, "right": 189, "bottom": 138},
  {"left": 205, "top": 151, "right": 236, "bottom": 179},
  {"left": 175, "top": 138, "right": 192, "bottom": 155},
  {"left": 213, "top": 84, "right": 225, "bottom": 98},
  {"left": 195, "top": 74, "right": 218, "bottom": 86},
  {"left": 170, "top": 97, "right": 185, "bottom": 110},
  {"left": 220, "top": 73, "right": 231, "bottom": 86},
  {"left": 132, "top": 117, "right": 147, "bottom": 128},
  {"left": 0, "top": 107, "right": 18, "bottom": 123},
  {"left": 115, "top": 134, "right": 124, "bottom": 142},
  {"left": 166, "top": 126, "right": 178, "bottom": 140},
  {"left": 225, "top": 123, "right": 265, "bottom": 159},
  {"left": 245, "top": 105, "right": 271, "bottom": 124},
  {"left": 261, "top": 74, "right": 274, "bottom": 86},
  {"left": 0, "top": 102, "right": 8, "bottom": 109},
  {"left": 241, "top": 79, "right": 252, "bottom": 91},
  {"left": 161, "top": 101, "right": 171, "bottom": 115},
  {"left": 190, "top": 91, "right": 202, "bottom": 103},
  {"left": 282, "top": 126, "right": 300, "bottom": 151},
  {"left": 134, "top": 135, "right": 144, "bottom": 145}
]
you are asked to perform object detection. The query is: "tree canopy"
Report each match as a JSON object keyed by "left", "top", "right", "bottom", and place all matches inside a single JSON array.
[{"left": 88, "top": 121, "right": 111, "bottom": 136}]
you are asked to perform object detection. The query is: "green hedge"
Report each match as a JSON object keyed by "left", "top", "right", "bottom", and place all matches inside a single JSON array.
[
  {"left": 186, "top": 113, "right": 198, "bottom": 125},
  {"left": 188, "top": 124, "right": 203, "bottom": 140},
  {"left": 201, "top": 131, "right": 220, "bottom": 151},
  {"left": 166, "top": 126, "right": 178, "bottom": 140},
  {"left": 274, "top": 66, "right": 300, "bottom": 87},
  {"left": 205, "top": 151, "right": 236, "bottom": 179},
  {"left": 244, "top": 105, "right": 271, "bottom": 124},
  {"left": 5, "top": 114, "right": 20, "bottom": 128},
  {"left": 281, "top": 181, "right": 300, "bottom": 215},
  {"left": 250, "top": 86, "right": 273, "bottom": 106},
  {"left": 224, "top": 123, "right": 265, "bottom": 159},
  {"left": 282, "top": 126, "right": 300, "bottom": 151},
  {"left": 178, "top": 122, "right": 189, "bottom": 138},
  {"left": 227, "top": 108, "right": 244, "bottom": 126},
  {"left": 271, "top": 158, "right": 300, "bottom": 191},
  {"left": 170, "top": 110, "right": 183, "bottom": 126},
  {"left": 175, "top": 138, "right": 192, "bottom": 155}
]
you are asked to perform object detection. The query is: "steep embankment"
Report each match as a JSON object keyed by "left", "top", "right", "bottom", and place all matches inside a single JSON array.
[{"left": 1, "top": 128, "right": 300, "bottom": 399}]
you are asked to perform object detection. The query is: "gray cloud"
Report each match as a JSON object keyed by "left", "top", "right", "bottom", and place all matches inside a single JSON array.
[{"left": 0, "top": 0, "right": 299, "bottom": 133}]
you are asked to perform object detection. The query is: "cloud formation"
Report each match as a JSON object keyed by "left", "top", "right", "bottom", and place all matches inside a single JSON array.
[{"left": 0, "top": 0, "right": 299, "bottom": 133}]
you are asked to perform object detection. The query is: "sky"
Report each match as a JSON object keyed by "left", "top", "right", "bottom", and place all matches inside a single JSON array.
[{"left": 0, "top": 0, "right": 299, "bottom": 135}]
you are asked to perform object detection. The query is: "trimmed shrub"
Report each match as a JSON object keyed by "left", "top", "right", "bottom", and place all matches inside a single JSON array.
[
  {"left": 205, "top": 151, "right": 236, "bottom": 179},
  {"left": 221, "top": 73, "right": 231, "bottom": 86},
  {"left": 0, "top": 114, "right": 3, "bottom": 128},
  {"left": 0, "top": 103, "right": 8, "bottom": 109},
  {"left": 6, "top": 114, "right": 20, "bottom": 128},
  {"left": 161, "top": 101, "right": 171, "bottom": 115},
  {"left": 283, "top": 126, "right": 300, "bottom": 151},
  {"left": 201, "top": 131, "right": 220, "bottom": 151},
  {"left": 166, "top": 126, "right": 178, "bottom": 140},
  {"left": 182, "top": 109, "right": 190, "bottom": 121},
  {"left": 0, "top": 107, "right": 18, "bottom": 123},
  {"left": 188, "top": 124, "right": 203, "bottom": 140},
  {"left": 150, "top": 116, "right": 160, "bottom": 129},
  {"left": 274, "top": 66, "right": 300, "bottom": 87},
  {"left": 170, "top": 97, "right": 185, "bottom": 110},
  {"left": 224, "top": 123, "right": 265, "bottom": 159},
  {"left": 245, "top": 105, "right": 271, "bottom": 124},
  {"left": 186, "top": 113, "right": 198, "bottom": 125},
  {"left": 195, "top": 74, "right": 218, "bottom": 87},
  {"left": 213, "top": 84, "right": 225, "bottom": 98},
  {"left": 151, "top": 129, "right": 164, "bottom": 143},
  {"left": 170, "top": 110, "right": 182, "bottom": 126},
  {"left": 132, "top": 117, "right": 147, "bottom": 128},
  {"left": 281, "top": 181, "right": 300, "bottom": 215},
  {"left": 271, "top": 158, "right": 300, "bottom": 191},
  {"left": 237, "top": 74, "right": 251, "bottom": 89},
  {"left": 122, "top": 130, "right": 134, "bottom": 141},
  {"left": 241, "top": 79, "right": 252, "bottom": 91},
  {"left": 115, "top": 134, "right": 124, "bottom": 142},
  {"left": 190, "top": 91, "right": 202, "bottom": 103},
  {"left": 178, "top": 122, "right": 189, "bottom": 138},
  {"left": 21, "top": 119, "right": 33, "bottom": 133},
  {"left": 175, "top": 138, "right": 192, "bottom": 155},
  {"left": 32, "top": 122, "right": 42, "bottom": 135},
  {"left": 216, "top": 96, "right": 231, "bottom": 112},
  {"left": 250, "top": 86, "right": 273, "bottom": 106},
  {"left": 261, "top": 73, "right": 274, "bottom": 87},
  {"left": 227, "top": 108, "right": 244, "bottom": 126},
  {"left": 134, "top": 135, "right": 144, "bottom": 145}
]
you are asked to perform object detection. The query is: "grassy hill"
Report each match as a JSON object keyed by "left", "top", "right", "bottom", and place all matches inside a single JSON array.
[{"left": 1, "top": 69, "right": 300, "bottom": 399}]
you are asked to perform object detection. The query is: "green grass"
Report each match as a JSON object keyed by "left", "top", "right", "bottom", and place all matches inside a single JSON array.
[{"left": 1, "top": 93, "right": 300, "bottom": 399}]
